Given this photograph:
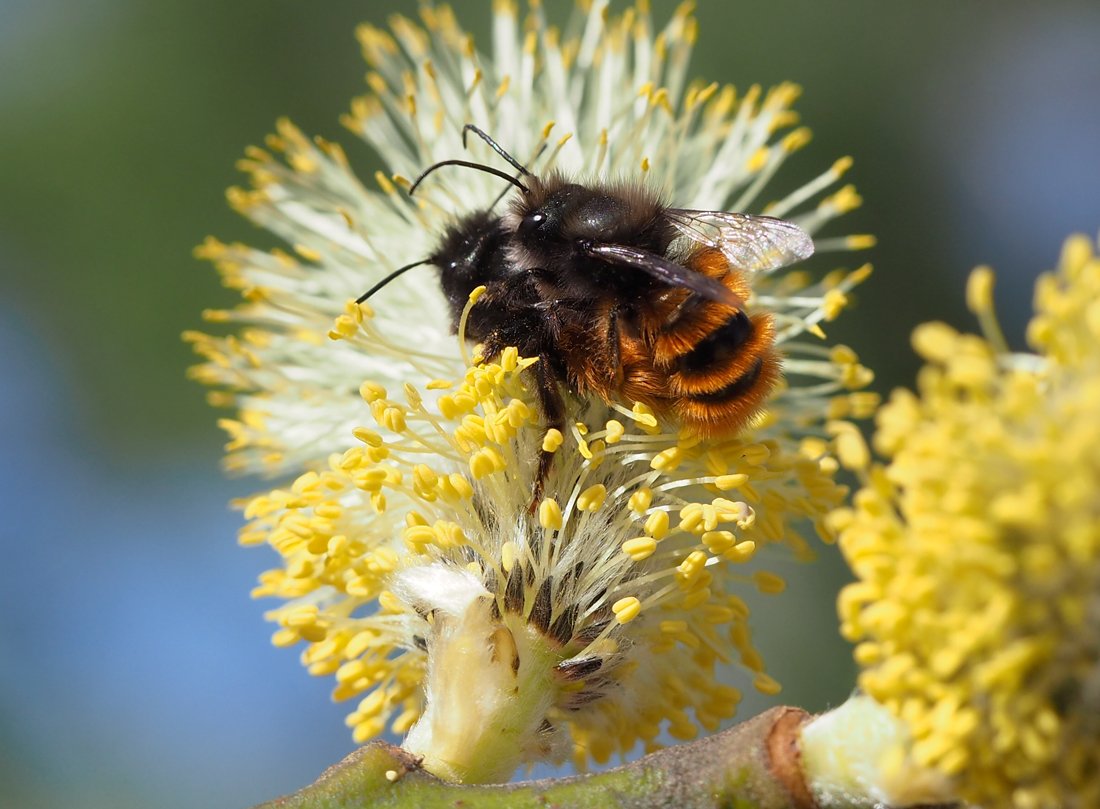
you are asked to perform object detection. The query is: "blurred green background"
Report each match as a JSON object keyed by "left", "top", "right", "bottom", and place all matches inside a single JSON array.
[{"left": 1, "top": 1, "right": 1097, "bottom": 807}]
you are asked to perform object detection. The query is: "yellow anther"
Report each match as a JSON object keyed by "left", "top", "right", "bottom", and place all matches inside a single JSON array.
[
  {"left": 604, "top": 419, "right": 625, "bottom": 443},
  {"left": 831, "top": 155, "right": 853, "bottom": 175},
  {"left": 500, "top": 346, "right": 519, "bottom": 371},
  {"left": 752, "top": 571, "right": 786, "bottom": 594},
  {"left": 629, "top": 488, "right": 653, "bottom": 513},
  {"left": 752, "top": 673, "right": 782, "bottom": 695},
  {"left": 746, "top": 147, "right": 770, "bottom": 172},
  {"left": 622, "top": 537, "right": 657, "bottom": 561},
  {"left": 378, "top": 406, "right": 406, "bottom": 433},
  {"left": 630, "top": 402, "right": 659, "bottom": 428},
  {"left": 577, "top": 484, "right": 607, "bottom": 512},
  {"left": 723, "top": 540, "right": 756, "bottom": 563},
  {"left": 781, "top": 127, "right": 812, "bottom": 152},
  {"left": 412, "top": 464, "right": 438, "bottom": 491},
  {"left": 612, "top": 597, "right": 642, "bottom": 623},
  {"left": 714, "top": 473, "right": 748, "bottom": 491},
  {"left": 433, "top": 521, "right": 468, "bottom": 548},
  {"left": 294, "top": 243, "right": 322, "bottom": 262},
  {"left": 823, "top": 289, "right": 848, "bottom": 321},
  {"left": 676, "top": 550, "right": 708, "bottom": 585},
  {"left": 966, "top": 265, "right": 996, "bottom": 316},
  {"left": 360, "top": 381, "right": 387, "bottom": 403},
  {"left": 823, "top": 184, "right": 862, "bottom": 213},
  {"left": 650, "top": 446, "right": 683, "bottom": 471},
  {"left": 739, "top": 443, "right": 771, "bottom": 465},
  {"left": 500, "top": 540, "right": 516, "bottom": 572},
  {"left": 542, "top": 428, "right": 564, "bottom": 452},
  {"left": 539, "top": 498, "right": 563, "bottom": 530},
  {"left": 445, "top": 473, "right": 474, "bottom": 500},
  {"left": 644, "top": 509, "right": 669, "bottom": 539},
  {"left": 846, "top": 234, "right": 877, "bottom": 250},
  {"left": 701, "top": 530, "right": 735, "bottom": 553},
  {"left": 679, "top": 502, "right": 704, "bottom": 533},
  {"left": 469, "top": 447, "right": 506, "bottom": 479},
  {"left": 352, "top": 427, "right": 384, "bottom": 447}
]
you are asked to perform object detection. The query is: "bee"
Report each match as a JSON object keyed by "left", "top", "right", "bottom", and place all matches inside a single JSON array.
[{"left": 361, "top": 126, "right": 813, "bottom": 490}]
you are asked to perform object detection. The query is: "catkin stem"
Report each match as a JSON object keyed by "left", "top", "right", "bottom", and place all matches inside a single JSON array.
[{"left": 253, "top": 707, "right": 820, "bottom": 809}]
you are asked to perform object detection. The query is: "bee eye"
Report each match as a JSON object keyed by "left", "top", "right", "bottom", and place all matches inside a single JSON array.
[{"left": 519, "top": 212, "right": 545, "bottom": 235}]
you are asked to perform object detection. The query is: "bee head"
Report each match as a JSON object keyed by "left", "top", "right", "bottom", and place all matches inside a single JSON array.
[
  {"left": 509, "top": 175, "right": 671, "bottom": 271},
  {"left": 432, "top": 210, "right": 515, "bottom": 311}
]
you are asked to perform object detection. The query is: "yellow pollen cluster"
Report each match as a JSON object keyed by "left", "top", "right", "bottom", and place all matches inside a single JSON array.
[
  {"left": 239, "top": 297, "right": 851, "bottom": 766},
  {"left": 833, "top": 234, "right": 1100, "bottom": 809},
  {"left": 187, "top": 0, "right": 880, "bottom": 779}
]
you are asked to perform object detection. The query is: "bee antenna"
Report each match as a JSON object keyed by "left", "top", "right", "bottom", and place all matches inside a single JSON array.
[
  {"left": 408, "top": 160, "right": 529, "bottom": 197},
  {"left": 487, "top": 142, "right": 548, "bottom": 212},
  {"left": 462, "top": 124, "right": 531, "bottom": 177},
  {"left": 355, "top": 259, "right": 433, "bottom": 304}
]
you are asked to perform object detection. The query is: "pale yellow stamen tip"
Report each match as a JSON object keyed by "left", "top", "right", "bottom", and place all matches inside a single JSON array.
[
  {"left": 294, "top": 243, "right": 322, "bottom": 262},
  {"left": 781, "top": 127, "right": 812, "bottom": 152},
  {"left": 823, "top": 289, "right": 849, "bottom": 321},
  {"left": 469, "top": 447, "right": 505, "bottom": 478},
  {"left": 831, "top": 155, "right": 854, "bottom": 175},
  {"left": 752, "top": 571, "right": 786, "bottom": 594},
  {"left": 629, "top": 488, "right": 653, "bottom": 513},
  {"left": 724, "top": 540, "right": 756, "bottom": 563},
  {"left": 650, "top": 446, "right": 683, "bottom": 471},
  {"left": 644, "top": 509, "right": 670, "bottom": 539},
  {"left": 500, "top": 540, "right": 516, "bottom": 572},
  {"left": 714, "top": 473, "right": 748, "bottom": 491},
  {"left": 577, "top": 484, "right": 607, "bottom": 512},
  {"left": 753, "top": 673, "right": 782, "bottom": 695},
  {"left": 846, "top": 234, "right": 877, "bottom": 250},
  {"left": 539, "top": 498, "right": 563, "bottom": 530},
  {"left": 622, "top": 537, "right": 657, "bottom": 561},
  {"left": 631, "top": 402, "right": 659, "bottom": 428},
  {"left": 966, "top": 265, "right": 996, "bottom": 316},
  {"left": 542, "top": 428, "right": 564, "bottom": 452},
  {"left": 612, "top": 597, "right": 642, "bottom": 623},
  {"left": 352, "top": 427, "right": 383, "bottom": 447},
  {"left": 604, "top": 419, "right": 625, "bottom": 443},
  {"left": 910, "top": 321, "right": 958, "bottom": 363},
  {"left": 746, "top": 147, "right": 769, "bottom": 172},
  {"left": 360, "top": 381, "right": 387, "bottom": 403},
  {"left": 825, "top": 184, "right": 862, "bottom": 213},
  {"left": 468, "top": 285, "right": 487, "bottom": 304},
  {"left": 385, "top": 770, "right": 398, "bottom": 782}
]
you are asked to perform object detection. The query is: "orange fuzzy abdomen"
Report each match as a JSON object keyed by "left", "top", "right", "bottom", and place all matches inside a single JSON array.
[{"left": 619, "top": 247, "right": 780, "bottom": 436}]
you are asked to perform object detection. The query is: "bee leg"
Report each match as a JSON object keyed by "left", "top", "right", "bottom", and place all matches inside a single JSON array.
[
  {"left": 607, "top": 304, "right": 623, "bottom": 385},
  {"left": 661, "top": 292, "right": 703, "bottom": 330},
  {"left": 530, "top": 354, "right": 565, "bottom": 512}
]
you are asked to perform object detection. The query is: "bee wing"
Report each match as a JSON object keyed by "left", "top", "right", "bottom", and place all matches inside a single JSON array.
[
  {"left": 582, "top": 242, "right": 743, "bottom": 307},
  {"left": 665, "top": 209, "right": 814, "bottom": 273}
]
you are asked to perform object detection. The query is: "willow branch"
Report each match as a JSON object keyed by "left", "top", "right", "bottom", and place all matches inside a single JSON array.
[{"left": 254, "top": 706, "right": 815, "bottom": 809}]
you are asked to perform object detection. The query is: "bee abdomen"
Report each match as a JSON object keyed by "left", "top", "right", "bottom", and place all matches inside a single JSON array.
[
  {"left": 674, "top": 350, "right": 781, "bottom": 437},
  {"left": 670, "top": 311, "right": 775, "bottom": 396},
  {"left": 690, "top": 356, "right": 767, "bottom": 402},
  {"left": 675, "top": 310, "right": 754, "bottom": 374}
]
